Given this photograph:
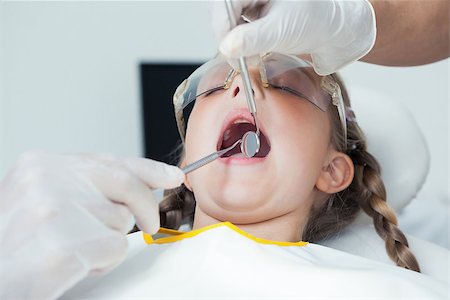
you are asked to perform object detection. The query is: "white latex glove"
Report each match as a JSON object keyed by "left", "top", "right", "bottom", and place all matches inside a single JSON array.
[
  {"left": 212, "top": 0, "right": 376, "bottom": 75},
  {"left": 0, "top": 151, "right": 184, "bottom": 299}
]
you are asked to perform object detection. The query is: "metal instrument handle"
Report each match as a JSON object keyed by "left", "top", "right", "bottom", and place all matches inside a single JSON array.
[{"left": 181, "top": 140, "right": 241, "bottom": 174}]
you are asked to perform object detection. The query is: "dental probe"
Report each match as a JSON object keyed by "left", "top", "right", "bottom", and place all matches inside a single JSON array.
[
  {"left": 153, "top": 139, "right": 247, "bottom": 208},
  {"left": 181, "top": 140, "right": 241, "bottom": 174},
  {"left": 224, "top": 0, "right": 261, "bottom": 156}
]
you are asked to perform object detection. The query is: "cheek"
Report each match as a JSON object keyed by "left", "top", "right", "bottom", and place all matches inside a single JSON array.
[
  {"left": 183, "top": 100, "right": 225, "bottom": 195},
  {"left": 184, "top": 101, "right": 220, "bottom": 160},
  {"left": 267, "top": 97, "right": 331, "bottom": 186},
  {"left": 276, "top": 94, "right": 330, "bottom": 146}
]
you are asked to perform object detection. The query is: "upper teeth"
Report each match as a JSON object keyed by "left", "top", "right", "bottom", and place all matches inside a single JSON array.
[{"left": 233, "top": 118, "right": 250, "bottom": 124}]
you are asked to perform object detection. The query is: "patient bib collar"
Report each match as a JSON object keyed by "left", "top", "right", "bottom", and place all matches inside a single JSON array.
[{"left": 143, "top": 221, "right": 309, "bottom": 247}]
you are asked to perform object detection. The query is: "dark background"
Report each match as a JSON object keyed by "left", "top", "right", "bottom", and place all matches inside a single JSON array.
[{"left": 140, "top": 63, "right": 201, "bottom": 165}]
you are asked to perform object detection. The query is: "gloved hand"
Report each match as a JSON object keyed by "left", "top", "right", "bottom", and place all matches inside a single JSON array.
[
  {"left": 0, "top": 151, "right": 184, "bottom": 299},
  {"left": 212, "top": 0, "right": 376, "bottom": 75}
]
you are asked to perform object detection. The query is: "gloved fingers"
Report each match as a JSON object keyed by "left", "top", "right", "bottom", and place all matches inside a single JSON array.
[
  {"left": 211, "top": 0, "right": 268, "bottom": 45},
  {"left": 81, "top": 200, "right": 135, "bottom": 234},
  {"left": 122, "top": 157, "right": 184, "bottom": 189},
  {"left": 211, "top": 0, "right": 246, "bottom": 44},
  {"left": 219, "top": 16, "right": 274, "bottom": 58},
  {"left": 80, "top": 153, "right": 185, "bottom": 189},
  {"left": 85, "top": 165, "right": 161, "bottom": 234},
  {"left": 76, "top": 152, "right": 120, "bottom": 163},
  {"left": 211, "top": 3, "right": 233, "bottom": 43}
]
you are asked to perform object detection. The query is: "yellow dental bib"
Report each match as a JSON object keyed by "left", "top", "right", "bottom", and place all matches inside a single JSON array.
[
  {"left": 62, "top": 222, "right": 447, "bottom": 299},
  {"left": 143, "top": 222, "right": 308, "bottom": 247}
]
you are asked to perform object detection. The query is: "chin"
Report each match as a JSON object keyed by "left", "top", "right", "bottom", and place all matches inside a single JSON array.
[{"left": 211, "top": 185, "right": 270, "bottom": 213}]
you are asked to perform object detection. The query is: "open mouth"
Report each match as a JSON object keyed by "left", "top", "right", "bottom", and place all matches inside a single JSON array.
[{"left": 218, "top": 119, "right": 271, "bottom": 158}]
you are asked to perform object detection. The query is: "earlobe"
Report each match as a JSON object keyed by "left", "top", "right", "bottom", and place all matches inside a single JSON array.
[
  {"left": 316, "top": 152, "right": 354, "bottom": 194},
  {"left": 184, "top": 178, "right": 193, "bottom": 192},
  {"left": 179, "top": 158, "right": 193, "bottom": 191}
]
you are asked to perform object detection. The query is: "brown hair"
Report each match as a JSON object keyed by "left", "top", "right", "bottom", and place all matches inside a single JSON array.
[{"left": 159, "top": 74, "right": 421, "bottom": 273}]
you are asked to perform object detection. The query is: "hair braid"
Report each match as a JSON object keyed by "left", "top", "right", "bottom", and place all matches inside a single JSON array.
[
  {"left": 351, "top": 148, "right": 421, "bottom": 272},
  {"left": 304, "top": 74, "right": 420, "bottom": 272},
  {"left": 160, "top": 185, "right": 195, "bottom": 229}
]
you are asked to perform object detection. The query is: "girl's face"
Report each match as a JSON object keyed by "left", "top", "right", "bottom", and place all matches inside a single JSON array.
[{"left": 183, "top": 68, "right": 335, "bottom": 227}]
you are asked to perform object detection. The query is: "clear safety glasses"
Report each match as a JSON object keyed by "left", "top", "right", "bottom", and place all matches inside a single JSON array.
[{"left": 173, "top": 53, "right": 349, "bottom": 148}]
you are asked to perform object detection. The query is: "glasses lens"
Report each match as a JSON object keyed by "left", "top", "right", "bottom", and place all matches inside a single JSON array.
[
  {"left": 179, "top": 57, "right": 231, "bottom": 110},
  {"left": 262, "top": 53, "right": 331, "bottom": 111}
]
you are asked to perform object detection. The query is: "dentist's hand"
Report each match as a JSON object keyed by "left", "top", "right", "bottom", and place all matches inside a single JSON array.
[
  {"left": 212, "top": 0, "right": 376, "bottom": 75},
  {"left": 0, "top": 151, "right": 184, "bottom": 299}
]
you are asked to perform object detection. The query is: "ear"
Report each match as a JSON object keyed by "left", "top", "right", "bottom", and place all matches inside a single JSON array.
[
  {"left": 179, "top": 158, "right": 193, "bottom": 192},
  {"left": 315, "top": 151, "right": 354, "bottom": 194}
]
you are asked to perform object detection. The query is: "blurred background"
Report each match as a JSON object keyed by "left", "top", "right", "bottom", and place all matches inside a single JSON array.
[{"left": 0, "top": 2, "right": 448, "bottom": 246}]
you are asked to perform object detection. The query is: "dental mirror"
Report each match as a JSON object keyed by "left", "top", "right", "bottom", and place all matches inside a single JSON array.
[{"left": 241, "top": 131, "right": 260, "bottom": 158}]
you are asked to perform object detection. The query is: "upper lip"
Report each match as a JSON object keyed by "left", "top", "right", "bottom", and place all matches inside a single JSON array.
[{"left": 216, "top": 107, "right": 267, "bottom": 151}]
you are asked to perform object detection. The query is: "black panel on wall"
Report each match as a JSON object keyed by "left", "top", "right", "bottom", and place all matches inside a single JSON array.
[{"left": 140, "top": 63, "right": 201, "bottom": 165}]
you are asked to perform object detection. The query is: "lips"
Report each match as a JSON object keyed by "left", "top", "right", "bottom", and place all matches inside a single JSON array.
[{"left": 217, "top": 109, "right": 271, "bottom": 158}]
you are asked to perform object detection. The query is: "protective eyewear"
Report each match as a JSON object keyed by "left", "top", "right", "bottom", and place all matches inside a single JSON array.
[{"left": 173, "top": 52, "right": 349, "bottom": 149}]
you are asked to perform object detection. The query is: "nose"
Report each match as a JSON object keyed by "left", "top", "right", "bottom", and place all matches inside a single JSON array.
[{"left": 227, "top": 68, "right": 264, "bottom": 104}]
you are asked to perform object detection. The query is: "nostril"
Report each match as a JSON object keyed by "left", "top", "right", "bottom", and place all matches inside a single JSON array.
[
  {"left": 233, "top": 87, "right": 240, "bottom": 97},
  {"left": 232, "top": 86, "right": 255, "bottom": 98}
]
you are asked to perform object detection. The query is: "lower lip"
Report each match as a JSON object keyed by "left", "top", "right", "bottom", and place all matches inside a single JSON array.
[{"left": 218, "top": 154, "right": 268, "bottom": 165}]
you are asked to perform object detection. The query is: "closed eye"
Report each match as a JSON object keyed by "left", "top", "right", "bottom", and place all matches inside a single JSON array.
[
  {"left": 270, "top": 84, "right": 309, "bottom": 100},
  {"left": 200, "top": 86, "right": 226, "bottom": 98}
]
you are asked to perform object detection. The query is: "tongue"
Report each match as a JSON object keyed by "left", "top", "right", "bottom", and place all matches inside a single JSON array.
[{"left": 220, "top": 123, "right": 271, "bottom": 158}]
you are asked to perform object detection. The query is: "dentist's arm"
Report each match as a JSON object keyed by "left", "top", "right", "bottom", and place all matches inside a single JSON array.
[
  {"left": 0, "top": 151, "right": 184, "bottom": 299},
  {"left": 361, "top": 0, "right": 449, "bottom": 66}
]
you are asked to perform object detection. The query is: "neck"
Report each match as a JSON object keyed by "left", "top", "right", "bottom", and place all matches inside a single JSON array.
[{"left": 192, "top": 206, "right": 308, "bottom": 243}]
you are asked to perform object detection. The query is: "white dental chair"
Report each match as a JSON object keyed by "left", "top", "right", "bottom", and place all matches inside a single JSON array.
[{"left": 320, "top": 86, "right": 449, "bottom": 284}]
